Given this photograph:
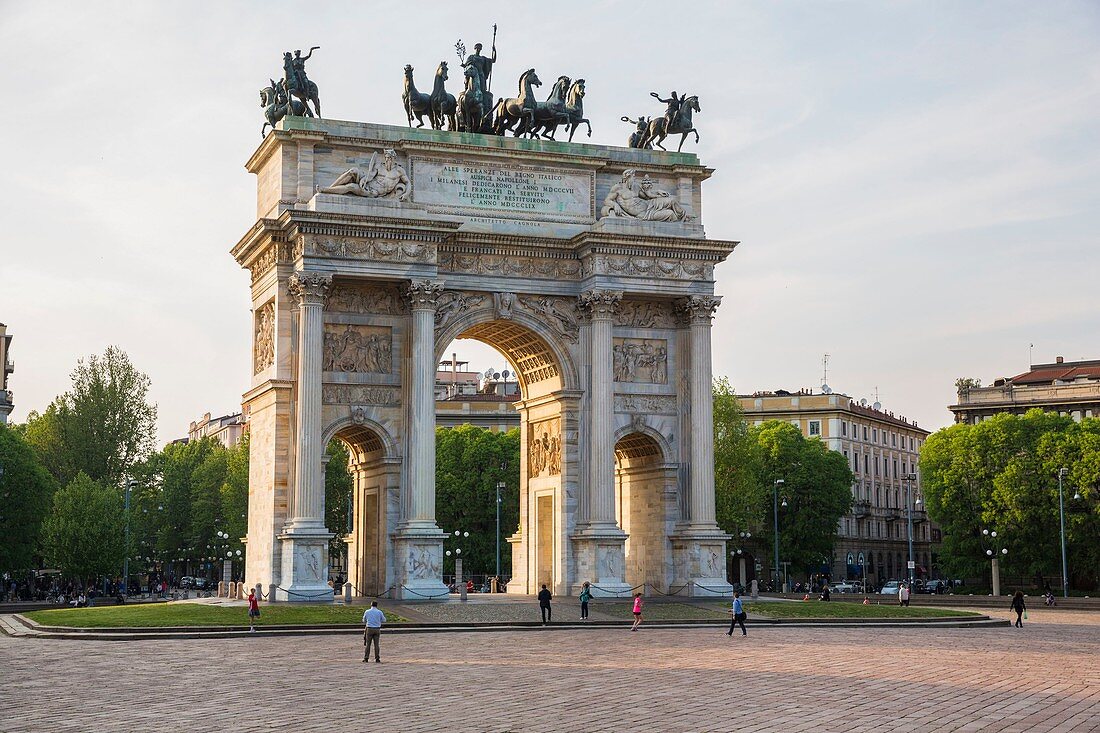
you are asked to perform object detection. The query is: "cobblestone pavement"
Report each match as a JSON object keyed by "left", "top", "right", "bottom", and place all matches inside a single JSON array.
[{"left": 1, "top": 610, "right": 1097, "bottom": 732}]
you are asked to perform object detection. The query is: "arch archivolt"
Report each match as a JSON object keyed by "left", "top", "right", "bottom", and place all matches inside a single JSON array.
[
  {"left": 433, "top": 302, "right": 579, "bottom": 395},
  {"left": 321, "top": 410, "right": 400, "bottom": 462}
]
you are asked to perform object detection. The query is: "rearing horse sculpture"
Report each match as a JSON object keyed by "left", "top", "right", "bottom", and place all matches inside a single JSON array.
[
  {"left": 523, "top": 75, "right": 571, "bottom": 139},
  {"left": 402, "top": 64, "right": 433, "bottom": 128},
  {"left": 260, "top": 79, "right": 306, "bottom": 138},
  {"left": 457, "top": 65, "right": 484, "bottom": 134},
  {"left": 492, "top": 69, "right": 542, "bottom": 137},
  {"left": 642, "top": 95, "right": 701, "bottom": 151},
  {"left": 429, "top": 61, "right": 457, "bottom": 131}
]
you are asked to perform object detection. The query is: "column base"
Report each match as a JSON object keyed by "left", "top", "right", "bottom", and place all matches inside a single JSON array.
[
  {"left": 670, "top": 527, "right": 733, "bottom": 598},
  {"left": 571, "top": 528, "right": 632, "bottom": 597},
  {"left": 394, "top": 526, "right": 449, "bottom": 601},
  {"left": 276, "top": 531, "right": 335, "bottom": 602}
]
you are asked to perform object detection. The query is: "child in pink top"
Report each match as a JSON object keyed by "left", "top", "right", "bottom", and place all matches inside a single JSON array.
[{"left": 631, "top": 593, "right": 643, "bottom": 631}]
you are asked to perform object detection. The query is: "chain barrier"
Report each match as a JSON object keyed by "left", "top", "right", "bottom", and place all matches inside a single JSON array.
[
  {"left": 588, "top": 583, "right": 645, "bottom": 597},
  {"left": 399, "top": 585, "right": 452, "bottom": 599},
  {"left": 692, "top": 582, "right": 735, "bottom": 594},
  {"left": 274, "top": 586, "right": 339, "bottom": 601}
]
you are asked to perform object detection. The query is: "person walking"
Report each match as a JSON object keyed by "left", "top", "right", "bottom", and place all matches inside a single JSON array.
[
  {"left": 579, "top": 581, "right": 592, "bottom": 621},
  {"left": 1011, "top": 591, "right": 1026, "bottom": 628},
  {"left": 727, "top": 591, "right": 747, "bottom": 637},
  {"left": 247, "top": 589, "right": 260, "bottom": 633},
  {"left": 630, "top": 592, "right": 644, "bottom": 631},
  {"left": 899, "top": 582, "right": 911, "bottom": 607},
  {"left": 538, "top": 584, "right": 552, "bottom": 625},
  {"left": 363, "top": 600, "right": 385, "bottom": 662}
]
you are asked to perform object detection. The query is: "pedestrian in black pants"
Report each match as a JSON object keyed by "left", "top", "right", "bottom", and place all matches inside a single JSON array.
[
  {"left": 1011, "top": 590, "right": 1026, "bottom": 628},
  {"left": 579, "top": 581, "right": 592, "bottom": 620},
  {"left": 727, "top": 591, "right": 747, "bottom": 637},
  {"left": 538, "top": 584, "right": 552, "bottom": 624}
]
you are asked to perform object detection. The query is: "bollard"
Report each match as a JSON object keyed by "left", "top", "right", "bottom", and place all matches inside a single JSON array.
[
  {"left": 268, "top": 583, "right": 278, "bottom": 603},
  {"left": 233, "top": 582, "right": 242, "bottom": 599},
  {"left": 217, "top": 581, "right": 226, "bottom": 597},
  {"left": 344, "top": 582, "right": 352, "bottom": 603},
  {"left": 254, "top": 583, "right": 263, "bottom": 601},
  {"left": 750, "top": 579, "right": 758, "bottom": 600}
]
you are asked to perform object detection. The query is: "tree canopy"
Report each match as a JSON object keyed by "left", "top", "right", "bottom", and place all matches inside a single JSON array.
[
  {"left": 921, "top": 410, "right": 1099, "bottom": 589},
  {"left": 0, "top": 424, "right": 58, "bottom": 573},
  {"left": 41, "top": 472, "right": 126, "bottom": 583},
  {"left": 23, "top": 346, "right": 156, "bottom": 489}
]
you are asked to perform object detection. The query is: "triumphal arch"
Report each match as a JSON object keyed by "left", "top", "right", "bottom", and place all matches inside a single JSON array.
[{"left": 232, "top": 117, "right": 737, "bottom": 600}]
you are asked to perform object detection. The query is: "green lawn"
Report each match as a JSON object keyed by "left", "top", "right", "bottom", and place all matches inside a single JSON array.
[
  {"left": 23, "top": 603, "right": 406, "bottom": 628},
  {"left": 736, "top": 601, "right": 981, "bottom": 619},
  {"left": 595, "top": 602, "right": 729, "bottom": 620}
]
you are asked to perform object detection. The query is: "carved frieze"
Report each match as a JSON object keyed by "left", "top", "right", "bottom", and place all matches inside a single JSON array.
[
  {"left": 249, "top": 242, "right": 300, "bottom": 284},
  {"left": 325, "top": 283, "right": 408, "bottom": 315},
  {"left": 322, "top": 385, "right": 401, "bottom": 405},
  {"left": 322, "top": 325, "right": 392, "bottom": 373},
  {"left": 584, "top": 256, "right": 713, "bottom": 280},
  {"left": 434, "top": 291, "right": 488, "bottom": 333},
  {"left": 319, "top": 149, "right": 411, "bottom": 201},
  {"left": 438, "top": 252, "right": 583, "bottom": 280},
  {"left": 613, "top": 338, "right": 668, "bottom": 384},
  {"left": 310, "top": 238, "right": 435, "bottom": 263},
  {"left": 614, "top": 300, "right": 676, "bottom": 329},
  {"left": 615, "top": 394, "right": 677, "bottom": 414},
  {"left": 529, "top": 417, "right": 562, "bottom": 479},
  {"left": 253, "top": 300, "right": 275, "bottom": 374},
  {"left": 516, "top": 295, "right": 579, "bottom": 343}
]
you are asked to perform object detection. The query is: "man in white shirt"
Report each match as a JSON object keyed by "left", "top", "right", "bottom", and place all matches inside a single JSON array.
[
  {"left": 363, "top": 601, "right": 385, "bottom": 663},
  {"left": 899, "top": 583, "right": 911, "bottom": 607}
]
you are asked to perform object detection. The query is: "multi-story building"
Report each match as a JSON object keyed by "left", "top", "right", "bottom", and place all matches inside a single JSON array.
[
  {"left": 187, "top": 412, "right": 248, "bottom": 448},
  {"left": 739, "top": 389, "right": 935, "bottom": 588},
  {"left": 950, "top": 355, "right": 1100, "bottom": 425},
  {"left": 435, "top": 355, "right": 519, "bottom": 432},
  {"left": 0, "top": 323, "right": 12, "bottom": 425}
]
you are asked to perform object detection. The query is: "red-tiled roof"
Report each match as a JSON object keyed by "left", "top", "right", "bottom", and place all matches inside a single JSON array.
[{"left": 1010, "top": 360, "right": 1100, "bottom": 386}]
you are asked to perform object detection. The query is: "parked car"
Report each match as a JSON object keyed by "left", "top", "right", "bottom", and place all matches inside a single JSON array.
[
  {"left": 830, "top": 582, "right": 857, "bottom": 594},
  {"left": 880, "top": 580, "right": 901, "bottom": 595},
  {"left": 179, "top": 576, "right": 194, "bottom": 589},
  {"left": 923, "top": 579, "right": 948, "bottom": 594}
]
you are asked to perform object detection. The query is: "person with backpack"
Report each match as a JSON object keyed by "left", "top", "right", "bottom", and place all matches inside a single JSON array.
[
  {"left": 727, "top": 591, "right": 747, "bottom": 636},
  {"left": 579, "top": 581, "right": 592, "bottom": 621}
]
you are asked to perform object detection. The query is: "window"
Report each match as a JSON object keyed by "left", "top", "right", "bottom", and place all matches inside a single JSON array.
[
  {"left": 893, "top": 459, "right": 898, "bottom": 478},
  {"left": 872, "top": 428, "right": 878, "bottom": 442},
  {"left": 809, "top": 420, "right": 821, "bottom": 436},
  {"left": 864, "top": 455, "right": 869, "bottom": 473},
  {"left": 892, "top": 433, "right": 897, "bottom": 447},
  {"left": 863, "top": 426, "right": 868, "bottom": 441},
  {"left": 841, "top": 422, "right": 848, "bottom": 437},
  {"left": 910, "top": 436, "right": 914, "bottom": 450}
]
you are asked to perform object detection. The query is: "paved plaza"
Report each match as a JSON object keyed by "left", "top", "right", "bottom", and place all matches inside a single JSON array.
[{"left": 1, "top": 608, "right": 1097, "bottom": 732}]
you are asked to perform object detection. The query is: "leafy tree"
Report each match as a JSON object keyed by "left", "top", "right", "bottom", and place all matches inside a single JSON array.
[
  {"left": 190, "top": 449, "right": 228, "bottom": 554},
  {"left": 325, "top": 440, "right": 354, "bottom": 556},
  {"left": 0, "top": 424, "right": 58, "bottom": 572},
  {"left": 436, "top": 425, "right": 520, "bottom": 576},
  {"left": 713, "top": 378, "right": 765, "bottom": 537},
  {"left": 752, "top": 421, "right": 854, "bottom": 577},
  {"left": 954, "top": 377, "right": 982, "bottom": 392},
  {"left": 221, "top": 434, "right": 250, "bottom": 552},
  {"left": 41, "top": 472, "right": 126, "bottom": 585},
  {"left": 921, "top": 410, "right": 1099, "bottom": 589},
  {"left": 24, "top": 346, "right": 156, "bottom": 488}
]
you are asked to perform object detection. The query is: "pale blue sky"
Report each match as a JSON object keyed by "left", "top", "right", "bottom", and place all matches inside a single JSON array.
[{"left": 2, "top": 1, "right": 1098, "bottom": 442}]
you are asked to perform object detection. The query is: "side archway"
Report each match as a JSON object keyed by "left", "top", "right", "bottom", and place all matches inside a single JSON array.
[{"left": 613, "top": 431, "right": 678, "bottom": 592}]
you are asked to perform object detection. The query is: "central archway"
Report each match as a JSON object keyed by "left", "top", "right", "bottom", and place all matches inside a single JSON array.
[{"left": 435, "top": 306, "right": 578, "bottom": 594}]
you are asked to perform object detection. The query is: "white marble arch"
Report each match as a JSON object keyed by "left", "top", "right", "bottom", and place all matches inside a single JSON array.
[{"left": 434, "top": 306, "right": 579, "bottom": 595}]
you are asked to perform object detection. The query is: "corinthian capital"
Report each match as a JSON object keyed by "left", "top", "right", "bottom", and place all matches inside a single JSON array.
[
  {"left": 288, "top": 271, "right": 333, "bottom": 306},
  {"left": 677, "top": 294, "right": 722, "bottom": 324},
  {"left": 406, "top": 279, "right": 445, "bottom": 311},
  {"left": 577, "top": 289, "right": 623, "bottom": 321}
]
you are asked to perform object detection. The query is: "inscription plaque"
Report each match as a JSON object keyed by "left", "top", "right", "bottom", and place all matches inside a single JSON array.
[{"left": 411, "top": 158, "right": 594, "bottom": 223}]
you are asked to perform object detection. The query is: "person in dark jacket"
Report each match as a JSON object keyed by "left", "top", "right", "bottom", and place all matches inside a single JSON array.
[
  {"left": 1011, "top": 590, "right": 1026, "bottom": 628},
  {"left": 538, "top": 584, "right": 552, "bottom": 624}
]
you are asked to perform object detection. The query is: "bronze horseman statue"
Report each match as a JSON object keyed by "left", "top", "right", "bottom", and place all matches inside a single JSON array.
[
  {"left": 635, "top": 90, "right": 701, "bottom": 151},
  {"left": 259, "top": 46, "right": 321, "bottom": 136}
]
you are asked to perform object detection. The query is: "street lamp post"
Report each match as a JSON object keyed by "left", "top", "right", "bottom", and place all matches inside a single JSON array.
[
  {"left": 982, "top": 529, "right": 1008, "bottom": 596},
  {"left": 1057, "top": 468, "right": 1070, "bottom": 599},
  {"left": 123, "top": 479, "right": 137, "bottom": 595},
  {"left": 903, "top": 472, "right": 918, "bottom": 588},
  {"left": 496, "top": 481, "right": 505, "bottom": 583},
  {"left": 773, "top": 479, "right": 785, "bottom": 593},
  {"left": 446, "top": 530, "right": 469, "bottom": 600}
]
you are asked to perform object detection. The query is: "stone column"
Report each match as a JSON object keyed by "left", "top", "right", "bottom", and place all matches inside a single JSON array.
[
  {"left": 278, "top": 271, "right": 335, "bottom": 602},
  {"left": 574, "top": 290, "right": 630, "bottom": 597},
  {"left": 668, "top": 294, "right": 732, "bottom": 598},
  {"left": 681, "top": 295, "right": 721, "bottom": 527},
  {"left": 395, "top": 279, "right": 448, "bottom": 599}
]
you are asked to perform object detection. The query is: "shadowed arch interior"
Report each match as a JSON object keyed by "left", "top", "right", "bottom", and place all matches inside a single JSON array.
[
  {"left": 614, "top": 431, "right": 672, "bottom": 591},
  {"left": 457, "top": 320, "right": 562, "bottom": 394}
]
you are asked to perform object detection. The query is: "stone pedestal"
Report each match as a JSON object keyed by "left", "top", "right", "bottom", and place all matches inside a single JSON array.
[
  {"left": 670, "top": 533, "right": 734, "bottom": 597},
  {"left": 276, "top": 534, "right": 334, "bottom": 602},
  {"left": 396, "top": 531, "right": 447, "bottom": 599}
]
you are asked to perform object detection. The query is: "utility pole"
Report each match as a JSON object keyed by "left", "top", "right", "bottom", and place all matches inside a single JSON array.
[
  {"left": 904, "top": 472, "right": 917, "bottom": 588},
  {"left": 1058, "top": 467, "right": 1069, "bottom": 598},
  {"left": 496, "top": 480, "right": 505, "bottom": 581},
  {"left": 773, "top": 479, "right": 784, "bottom": 592},
  {"left": 124, "top": 480, "right": 136, "bottom": 595}
]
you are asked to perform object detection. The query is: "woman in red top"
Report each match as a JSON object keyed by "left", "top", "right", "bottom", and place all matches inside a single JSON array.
[
  {"left": 247, "top": 589, "right": 260, "bottom": 633},
  {"left": 631, "top": 592, "right": 643, "bottom": 631}
]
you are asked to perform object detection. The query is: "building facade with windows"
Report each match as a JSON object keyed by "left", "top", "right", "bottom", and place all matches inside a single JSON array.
[
  {"left": 0, "top": 323, "right": 12, "bottom": 425},
  {"left": 950, "top": 356, "right": 1100, "bottom": 425},
  {"left": 187, "top": 412, "right": 248, "bottom": 448},
  {"left": 739, "top": 389, "right": 935, "bottom": 588}
]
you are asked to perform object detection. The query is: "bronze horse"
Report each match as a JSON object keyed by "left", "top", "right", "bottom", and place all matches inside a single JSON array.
[
  {"left": 642, "top": 95, "right": 701, "bottom": 151},
  {"left": 492, "top": 69, "right": 542, "bottom": 137},
  {"left": 403, "top": 65, "right": 433, "bottom": 128},
  {"left": 260, "top": 79, "right": 306, "bottom": 138}
]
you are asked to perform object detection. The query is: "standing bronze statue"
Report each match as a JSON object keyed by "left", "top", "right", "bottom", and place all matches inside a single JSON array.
[
  {"left": 456, "top": 65, "right": 484, "bottom": 134},
  {"left": 429, "top": 62, "right": 457, "bottom": 131},
  {"left": 282, "top": 47, "right": 321, "bottom": 118},
  {"left": 641, "top": 91, "right": 701, "bottom": 151},
  {"left": 457, "top": 28, "right": 497, "bottom": 133}
]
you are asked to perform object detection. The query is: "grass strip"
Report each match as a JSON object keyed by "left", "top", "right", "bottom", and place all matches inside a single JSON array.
[
  {"left": 23, "top": 603, "right": 406, "bottom": 628},
  {"left": 734, "top": 601, "right": 981, "bottom": 619}
]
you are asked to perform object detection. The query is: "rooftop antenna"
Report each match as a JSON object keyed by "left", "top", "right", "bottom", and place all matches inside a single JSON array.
[
  {"left": 872, "top": 386, "right": 881, "bottom": 411},
  {"left": 820, "top": 353, "right": 831, "bottom": 394},
  {"left": 1029, "top": 342, "right": 1034, "bottom": 368}
]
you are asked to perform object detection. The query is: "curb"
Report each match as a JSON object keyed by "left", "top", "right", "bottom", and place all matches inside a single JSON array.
[{"left": 5, "top": 613, "right": 1008, "bottom": 640}]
